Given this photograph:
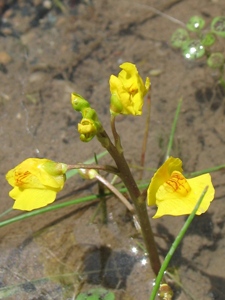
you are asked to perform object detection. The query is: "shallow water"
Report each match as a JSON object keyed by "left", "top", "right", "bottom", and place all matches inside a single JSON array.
[{"left": 0, "top": 0, "right": 225, "bottom": 299}]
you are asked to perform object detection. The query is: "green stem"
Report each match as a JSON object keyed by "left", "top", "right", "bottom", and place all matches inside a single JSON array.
[
  {"left": 67, "top": 163, "right": 119, "bottom": 175},
  {"left": 140, "top": 93, "right": 151, "bottom": 180},
  {"left": 97, "top": 129, "right": 161, "bottom": 275},
  {"left": 111, "top": 115, "right": 123, "bottom": 153}
]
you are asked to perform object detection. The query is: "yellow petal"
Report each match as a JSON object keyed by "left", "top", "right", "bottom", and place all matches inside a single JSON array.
[
  {"left": 147, "top": 157, "right": 183, "bottom": 206},
  {"left": 109, "top": 75, "right": 122, "bottom": 94},
  {"left": 6, "top": 158, "right": 66, "bottom": 190},
  {"left": 119, "top": 62, "right": 138, "bottom": 79},
  {"left": 6, "top": 167, "right": 45, "bottom": 189},
  {"left": 187, "top": 174, "right": 215, "bottom": 213},
  {"left": 153, "top": 173, "right": 215, "bottom": 218},
  {"left": 10, "top": 187, "right": 57, "bottom": 211},
  {"left": 163, "top": 171, "right": 191, "bottom": 196}
]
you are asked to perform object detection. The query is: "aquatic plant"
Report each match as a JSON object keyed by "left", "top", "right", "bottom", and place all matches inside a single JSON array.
[
  {"left": 171, "top": 16, "right": 225, "bottom": 87},
  {"left": 4, "top": 62, "right": 218, "bottom": 299}
]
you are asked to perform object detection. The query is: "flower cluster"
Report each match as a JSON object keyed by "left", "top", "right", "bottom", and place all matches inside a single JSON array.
[
  {"left": 71, "top": 93, "right": 102, "bottom": 142},
  {"left": 109, "top": 62, "right": 150, "bottom": 115}
]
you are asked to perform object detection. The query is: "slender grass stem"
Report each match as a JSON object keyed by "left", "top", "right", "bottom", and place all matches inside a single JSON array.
[
  {"left": 165, "top": 99, "right": 182, "bottom": 160},
  {"left": 149, "top": 186, "right": 208, "bottom": 300},
  {"left": 0, "top": 195, "right": 96, "bottom": 228}
]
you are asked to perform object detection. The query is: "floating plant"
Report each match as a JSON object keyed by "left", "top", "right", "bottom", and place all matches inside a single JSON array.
[
  {"left": 171, "top": 15, "right": 225, "bottom": 86},
  {"left": 182, "top": 39, "right": 205, "bottom": 60},
  {"left": 211, "top": 16, "right": 225, "bottom": 38},
  {"left": 186, "top": 15, "right": 205, "bottom": 32}
]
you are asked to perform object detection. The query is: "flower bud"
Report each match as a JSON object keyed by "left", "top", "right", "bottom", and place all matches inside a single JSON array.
[
  {"left": 71, "top": 93, "right": 90, "bottom": 112},
  {"left": 78, "top": 168, "right": 98, "bottom": 180},
  {"left": 78, "top": 118, "right": 98, "bottom": 142}
]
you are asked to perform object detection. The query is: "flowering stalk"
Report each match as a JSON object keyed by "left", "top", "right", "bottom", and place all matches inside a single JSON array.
[
  {"left": 70, "top": 63, "right": 161, "bottom": 275},
  {"left": 96, "top": 127, "right": 161, "bottom": 276}
]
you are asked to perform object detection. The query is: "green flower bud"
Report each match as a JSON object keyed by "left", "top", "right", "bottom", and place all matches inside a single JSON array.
[
  {"left": 71, "top": 93, "right": 103, "bottom": 142},
  {"left": 71, "top": 93, "right": 90, "bottom": 112}
]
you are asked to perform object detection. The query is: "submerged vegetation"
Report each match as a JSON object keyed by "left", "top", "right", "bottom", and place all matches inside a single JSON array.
[{"left": 171, "top": 16, "right": 225, "bottom": 87}]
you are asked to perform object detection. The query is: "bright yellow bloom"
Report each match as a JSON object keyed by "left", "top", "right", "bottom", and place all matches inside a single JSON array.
[
  {"left": 147, "top": 157, "right": 215, "bottom": 218},
  {"left": 6, "top": 158, "right": 68, "bottom": 211},
  {"left": 109, "top": 62, "right": 150, "bottom": 115}
]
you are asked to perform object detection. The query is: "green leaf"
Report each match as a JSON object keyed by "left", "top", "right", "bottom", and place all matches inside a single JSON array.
[
  {"left": 186, "top": 16, "right": 205, "bottom": 32},
  {"left": 182, "top": 40, "right": 205, "bottom": 60},
  {"left": 207, "top": 53, "right": 224, "bottom": 69},
  {"left": 211, "top": 16, "right": 225, "bottom": 38},
  {"left": 201, "top": 32, "right": 216, "bottom": 46},
  {"left": 76, "top": 288, "right": 115, "bottom": 300},
  {"left": 171, "top": 28, "right": 190, "bottom": 49}
]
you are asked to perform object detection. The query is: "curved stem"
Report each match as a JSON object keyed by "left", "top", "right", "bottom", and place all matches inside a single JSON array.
[{"left": 95, "top": 173, "right": 135, "bottom": 213}]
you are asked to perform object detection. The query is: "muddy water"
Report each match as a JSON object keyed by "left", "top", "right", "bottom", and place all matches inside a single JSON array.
[{"left": 0, "top": 0, "right": 225, "bottom": 299}]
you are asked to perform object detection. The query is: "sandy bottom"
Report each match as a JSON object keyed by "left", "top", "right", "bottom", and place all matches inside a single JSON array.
[{"left": 0, "top": 0, "right": 225, "bottom": 299}]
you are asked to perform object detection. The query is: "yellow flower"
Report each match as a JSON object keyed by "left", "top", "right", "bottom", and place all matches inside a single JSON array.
[
  {"left": 6, "top": 158, "right": 68, "bottom": 211},
  {"left": 109, "top": 62, "right": 150, "bottom": 115},
  {"left": 147, "top": 157, "right": 215, "bottom": 218}
]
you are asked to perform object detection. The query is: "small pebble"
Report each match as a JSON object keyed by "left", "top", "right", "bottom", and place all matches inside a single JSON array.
[
  {"left": 43, "top": 0, "right": 52, "bottom": 9},
  {"left": 16, "top": 112, "right": 22, "bottom": 119},
  {"left": 1, "top": 27, "right": 13, "bottom": 36},
  {"left": 0, "top": 51, "right": 12, "bottom": 64},
  {"left": 149, "top": 69, "right": 163, "bottom": 76},
  {"left": 33, "top": 0, "right": 42, "bottom": 5}
]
